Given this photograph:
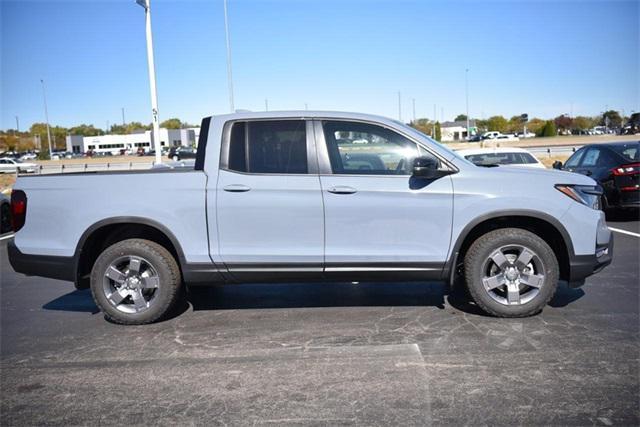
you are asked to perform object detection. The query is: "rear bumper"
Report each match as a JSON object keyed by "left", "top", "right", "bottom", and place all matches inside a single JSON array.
[
  {"left": 8, "top": 240, "right": 75, "bottom": 282},
  {"left": 567, "top": 235, "right": 614, "bottom": 288}
]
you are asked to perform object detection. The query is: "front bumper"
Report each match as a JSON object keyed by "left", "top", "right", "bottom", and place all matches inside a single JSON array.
[
  {"left": 8, "top": 240, "right": 75, "bottom": 282},
  {"left": 567, "top": 234, "right": 614, "bottom": 288}
]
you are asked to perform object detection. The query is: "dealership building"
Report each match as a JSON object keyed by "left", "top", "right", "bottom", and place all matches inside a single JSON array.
[{"left": 66, "top": 128, "right": 198, "bottom": 154}]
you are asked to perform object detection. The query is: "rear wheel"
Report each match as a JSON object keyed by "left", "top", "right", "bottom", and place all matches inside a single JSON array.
[
  {"left": 464, "top": 228, "right": 558, "bottom": 317},
  {"left": 90, "top": 239, "right": 182, "bottom": 324}
]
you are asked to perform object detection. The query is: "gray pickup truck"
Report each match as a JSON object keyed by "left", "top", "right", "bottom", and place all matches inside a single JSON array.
[{"left": 8, "top": 111, "right": 613, "bottom": 324}]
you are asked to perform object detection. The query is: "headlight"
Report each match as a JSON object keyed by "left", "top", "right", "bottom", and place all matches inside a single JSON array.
[{"left": 555, "top": 184, "right": 603, "bottom": 210}]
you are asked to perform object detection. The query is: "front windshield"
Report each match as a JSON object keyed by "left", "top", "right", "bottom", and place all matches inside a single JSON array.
[{"left": 394, "top": 121, "right": 474, "bottom": 166}]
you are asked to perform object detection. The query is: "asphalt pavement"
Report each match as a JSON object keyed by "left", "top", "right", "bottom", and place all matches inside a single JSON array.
[{"left": 1, "top": 215, "right": 638, "bottom": 426}]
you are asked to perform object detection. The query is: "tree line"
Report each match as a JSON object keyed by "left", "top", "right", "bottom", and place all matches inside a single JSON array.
[
  {"left": 0, "top": 118, "right": 194, "bottom": 152},
  {"left": 411, "top": 110, "right": 626, "bottom": 141}
]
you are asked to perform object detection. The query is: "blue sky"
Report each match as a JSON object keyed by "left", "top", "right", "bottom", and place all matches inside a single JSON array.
[{"left": 1, "top": 0, "right": 638, "bottom": 130}]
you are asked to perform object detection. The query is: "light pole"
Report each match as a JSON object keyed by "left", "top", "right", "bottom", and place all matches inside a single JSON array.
[
  {"left": 465, "top": 68, "right": 470, "bottom": 140},
  {"left": 40, "top": 79, "right": 53, "bottom": 158},
  {"left": 397, "top": 91, "right": 402, "bottom": 122},
  {"left": 135, "top": 0, "right": 162, "bottom": 164},
  {"left": 121, "top": 107, "right": 126, "bottom": 126},
  {"left": 265, "top": 99, "right": 269, "bottom": 111},
  {"left": 15, "top": 116, "right": 19, "bottom": 133},
  {"left": 223, "top": 0, "right": 235, "bottom": 112},
  {"left": 412, "top": 98, "right": 416, "bottom": 123}
]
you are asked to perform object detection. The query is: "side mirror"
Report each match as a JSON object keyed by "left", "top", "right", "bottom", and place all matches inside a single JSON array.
[
  {"left": 552, "top": 160, "right": 563, "bottom": 170},
  {"left": 412, "top": 156, "right": 442, "bottom": 179}
]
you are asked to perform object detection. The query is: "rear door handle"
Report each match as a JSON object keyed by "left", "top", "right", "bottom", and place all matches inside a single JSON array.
[
  {"left": 223, "top": 184, "right": 251, "bottom": 192},
  {"left": 327, "top": 186, "right": 357, "bottom": 195}
]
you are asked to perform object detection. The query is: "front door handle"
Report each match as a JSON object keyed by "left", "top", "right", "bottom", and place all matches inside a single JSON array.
[
  {"left": 223, "top": 184, "right": 251, "bottom": 192},
  {"left": 585, "top": 170, "right": 593, "bottom": 176},
  {"left": 327, "top": 186, "right": 357, "bottom": 195}
]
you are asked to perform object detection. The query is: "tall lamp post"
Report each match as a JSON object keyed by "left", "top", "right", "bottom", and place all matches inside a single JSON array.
[
  {"left": 40, "top": 79, "right": 53, "bottom": 158},
  {"left": 223, "top": 0, "right": 235, "bottom": 112},
  {"left": 135, "top": 0, "right": 162, "bottom": 164},
  {"left": 465, "top": 68, "right": 470, "bottom": 140}
]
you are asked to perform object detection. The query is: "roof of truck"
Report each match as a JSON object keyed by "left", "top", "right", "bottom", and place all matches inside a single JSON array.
[{"left": 211, "top": 110, "right": 403, "bottom": 124}]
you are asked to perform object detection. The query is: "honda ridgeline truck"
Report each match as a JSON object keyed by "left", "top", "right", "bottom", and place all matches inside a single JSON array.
[{"left": 8, "top": 111, "right": 613, "bottom": 324}]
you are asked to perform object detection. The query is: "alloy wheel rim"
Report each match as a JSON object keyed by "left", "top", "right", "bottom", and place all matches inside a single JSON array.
[
  {"left": 102, "top": 255, "right": 160, "bottom": 314},
  {"left": 480, "top": 244, "right": 545, "bottom": 306}
]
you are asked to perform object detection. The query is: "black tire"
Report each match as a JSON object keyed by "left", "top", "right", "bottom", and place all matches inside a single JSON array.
[
  {"left": 464, "top": 228, "right": 559, "bottom": 317},
  {"left": 90, "top": 239, "right": 182, "bottom": 325}
]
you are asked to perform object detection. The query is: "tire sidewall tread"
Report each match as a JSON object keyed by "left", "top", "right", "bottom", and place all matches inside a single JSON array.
[
  {"left": 90, "top": 239, "right": 182, "bottom": 325},
  {"left": 464, "top": 228, "right": 559, "bottom": 318}
]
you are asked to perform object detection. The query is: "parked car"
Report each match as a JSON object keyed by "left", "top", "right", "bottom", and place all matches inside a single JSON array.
[
  {"left": 0, "top": 157, "right": 37, "bottom": 174},
  {"left": 466, "top": 134, "right": 483, "bottom": 142},
  {"left": 0, "top": 193, "right": 10, "bottom": 234},
  {"left": 19, "top": 152, "right": 38, "bottom": 161},
  {"left": 167, "top": 146, "right": 197, "bottom": 161},
  {"left": 8, "top": 111, "right": 612, "bottom": 324},
  {"left": 481, "top": 131, "right": 500, "bottom": 140},
  {"left": 553, "top": 141, "right": 639, "bottom": 210},
  {"left": 495, "top": 134, "right": 520, "bottom": 142},
  {"left": 457, "top": 147, "right": 546, "bottom": 169}
]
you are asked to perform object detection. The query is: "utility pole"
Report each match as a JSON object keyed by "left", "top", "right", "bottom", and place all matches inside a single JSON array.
[
  {"left": 223, "top": 0, "right": 235, "bottom": 112},
  {"left": 432, "top": 104, "right": 437, "bottom": 138},
  {"left": 122, "top": 107, "right": 126, "bottom": 126},
  {"left": 465, "top": 68, "right": 470, "bottom": 140},
  {"left": 40, "top": 79, "right": 53, "bottom": 158},
  {"left": 265, "top": 99, "right": 269, "bottom": 111},
  {"left": 304, "top": 103, "right": 308, "bottom": 111},
  {"left": 15, "top": 116, "right": 19, "bottom": 132},
  {"left": 412, "top": 98, "right": 416, "bottom": 123},
  {"left": 136, "top": 0, "right": 162, "bottom": 164},
  {"left": 398, "top": 91, "right": 402, "bottom": 122}
]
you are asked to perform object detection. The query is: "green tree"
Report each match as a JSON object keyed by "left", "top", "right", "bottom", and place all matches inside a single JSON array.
[
  {"left": 526, "top": 118, "right": 545, "bottom": 135},
  {"left": 160, "top": 118, "right": 182, "bottom": 129},
  {"left": 435, "top": 122, "right": 442, "bottom": 142},
  {"left": 485, "top": 116, "right": 508, "bottom": 133},
  {"left": 601, "top": 110, "right": 622, "bottom": 128},
  {"left": 539, "top": 120, "right": 557, "bottom": 137},
  {"left": 572, "top": 116, "right": 596, "bottom": 131},
  {"left": 454, "top": 114, "right": 467, "bottom": 122},
  {"left": 69, "top": 124, "right": 103, "bottom": 136}
]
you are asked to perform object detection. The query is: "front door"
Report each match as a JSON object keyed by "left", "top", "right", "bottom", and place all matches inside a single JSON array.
[
  {"left": 216, "top": 119, "right": 324, "bottom": 280},
  {"left": 314, "top": 119, "right": 454, "bottom": 279}
]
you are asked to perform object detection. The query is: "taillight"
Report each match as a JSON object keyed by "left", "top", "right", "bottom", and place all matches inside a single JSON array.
[
  {"left": 10, "top": 190, "right": 27, "bottom": 232},
  {"left": 611, "top": 163, "right": 640, "bottom": 176}
]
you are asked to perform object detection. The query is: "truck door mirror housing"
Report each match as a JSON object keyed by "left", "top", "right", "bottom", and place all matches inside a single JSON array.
[
  {"left": 412, "top": 156, "right": 442, "bottom": 179},
  {"left": 552, "top": 160, "right": 563, "bottom": 170}
]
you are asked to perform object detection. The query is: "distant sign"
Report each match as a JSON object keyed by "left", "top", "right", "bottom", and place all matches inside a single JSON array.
[{"left": 520, "top": 113, "right": 529, "bottom": 123}]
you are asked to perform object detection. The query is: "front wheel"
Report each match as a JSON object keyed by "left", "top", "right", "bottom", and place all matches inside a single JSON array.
[
  {"left": 464, "top": 228, "right": 559, "bottom": 317},
  {"left": 90, "top": 239, "right": 183, "bottom": 324}
]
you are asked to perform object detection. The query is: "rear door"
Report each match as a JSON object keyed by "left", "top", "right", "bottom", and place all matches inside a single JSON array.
[
  {"left": 216, "top": 119, "right": 324, "bottom": 280},
  {"left": 314, "top": 119, "right": 454, "bottom": 279}
]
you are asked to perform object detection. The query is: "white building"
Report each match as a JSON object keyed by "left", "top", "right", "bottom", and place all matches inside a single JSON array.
[
  {"left": 66, "top": 128, "right": 197, "bottom": 154},
  {"left": 441, "top": 120, "right": 477, "bottom": 142}
]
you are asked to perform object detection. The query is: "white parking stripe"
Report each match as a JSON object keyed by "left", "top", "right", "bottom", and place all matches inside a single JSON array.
[
  {"left": 609, "top": 227, "right": 640, "bottom": 238},
  {"left": 0, "top": 234, "right": 15, "bottom": 241}
]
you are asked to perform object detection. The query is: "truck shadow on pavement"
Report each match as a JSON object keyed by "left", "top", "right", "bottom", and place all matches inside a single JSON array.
[{"left": 41, "top": 281, "right": 585, "bottom": 320}]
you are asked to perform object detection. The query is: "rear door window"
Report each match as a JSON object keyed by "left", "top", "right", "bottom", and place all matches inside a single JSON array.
[{"left": 227, "top": 120, "right": 308, "bottom": 174}]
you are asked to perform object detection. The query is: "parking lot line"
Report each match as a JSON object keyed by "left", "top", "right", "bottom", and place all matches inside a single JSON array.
[{"left": 609, "top": 227, "right": 640, "bottom": 238}]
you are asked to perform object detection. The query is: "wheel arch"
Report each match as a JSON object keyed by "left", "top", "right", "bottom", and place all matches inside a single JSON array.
[
  {"left": 73, "top": 217, "right": 187, "bottom": 289},
  {"left": 446, "top": 210, "right": 574, "bottom": 286}
]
